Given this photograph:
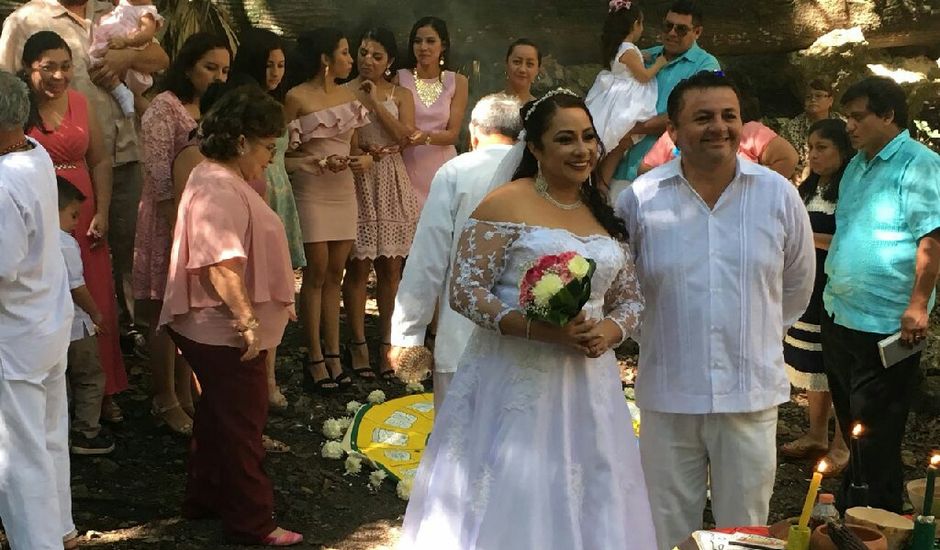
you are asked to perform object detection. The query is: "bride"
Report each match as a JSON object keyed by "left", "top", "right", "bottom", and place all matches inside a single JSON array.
[{"left": 399, "top": 89, "right": 658, "bottom": 549}]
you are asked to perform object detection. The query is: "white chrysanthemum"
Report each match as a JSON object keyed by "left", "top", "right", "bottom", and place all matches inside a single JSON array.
[
  {"left": 322, "top": 418, "right": 344, "bottom": 440},
  {"left": 532, "top": 273, "right": 564, "bottom": 306},
  {"left": 345, "top": 455, "right": 363, "bottom": 475},
  {"left": 368, "top": 469, "right": 387, "bottom": 490},
  {"left": 568, "top": 255, "right": 590, "bottom": 279},
  {"left": 367, "top": 390, "right": 386, "bottom": 404},
  {"left": 396, "top": 477, "right": 414, "bottom": 501},
  {"left": 405, "top": 382, "right": 424, "bottom": 394},
  {"left": 346, "top": 400, "right": 363, "bottom": 415},
  {"left": 337, "top": 416, "right": 353, "bottom": 431},
  {"left": 321, "top": 440, "right": 344, "bottom": 459}
]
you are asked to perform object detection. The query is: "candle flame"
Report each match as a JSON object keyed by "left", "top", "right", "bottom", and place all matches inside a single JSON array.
[
  {"left": 817, "top": 459, "right": 829, "bottom": 473},
  {"left": 931, "top": 454, "right": 940, "bottom": 467},
  {"left": 851, "top": 423, "right": 864, "bottom": 438}
]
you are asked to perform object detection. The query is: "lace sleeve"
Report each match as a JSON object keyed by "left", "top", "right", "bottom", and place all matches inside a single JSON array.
[
  {"left": 449, "top": 219, "right": 524, "bottom": 332},
  {"left": 603, "top": 243, "right": 644, "bottom": 346}
]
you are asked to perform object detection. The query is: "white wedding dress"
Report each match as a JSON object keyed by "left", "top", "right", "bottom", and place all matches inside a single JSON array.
[{"left": 399, "top": 219, "right": 658, "bottom": 550}]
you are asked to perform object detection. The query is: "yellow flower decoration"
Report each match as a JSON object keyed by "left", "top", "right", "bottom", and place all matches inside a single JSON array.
[
  {"left": 568, "top": 255, "right": 590, "bottom": 279},
  {"left": 532, "top": 273, "right": 564, "bottom": 305}
]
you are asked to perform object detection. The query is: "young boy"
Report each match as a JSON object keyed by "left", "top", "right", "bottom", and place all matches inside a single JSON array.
[{"left": 58, "top": 176, "right": 115, "bottom": 455}]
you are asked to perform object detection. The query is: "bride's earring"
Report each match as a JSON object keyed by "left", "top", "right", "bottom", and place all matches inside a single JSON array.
[{"left": 385, "top": 67, "right": 391, "bottom": 77}]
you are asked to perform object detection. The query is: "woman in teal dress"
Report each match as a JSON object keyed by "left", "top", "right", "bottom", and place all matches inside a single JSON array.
[{"left": 231, "top": 28, "right": 305, "bottom": 409}]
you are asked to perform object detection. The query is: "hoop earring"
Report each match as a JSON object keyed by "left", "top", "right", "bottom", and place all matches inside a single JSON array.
[
  {"left": 385, "top": 68, "right": 391, "bottom": 77},
  {"left": 325, "top": 65, "right": 330, "bottom": 77}
]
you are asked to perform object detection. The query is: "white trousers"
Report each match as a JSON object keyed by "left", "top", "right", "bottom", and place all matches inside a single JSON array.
[
  {"left": 432, "top": 370, "right": 454, "bottom": 414},
  {"left": 0, "top": 357, "right": 74, "bottom": 549},
  {"left": 639, "top": 407, "right": 778, "bottom": 550}
]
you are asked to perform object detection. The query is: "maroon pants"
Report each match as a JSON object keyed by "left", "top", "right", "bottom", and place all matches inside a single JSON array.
[{"left": 168, "top": 329, "right": 276, "bottom": 542}]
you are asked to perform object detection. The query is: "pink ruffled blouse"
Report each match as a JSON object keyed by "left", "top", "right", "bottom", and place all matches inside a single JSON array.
[{"left": 159, "top": 160, "right": 295, "bottom": 350}]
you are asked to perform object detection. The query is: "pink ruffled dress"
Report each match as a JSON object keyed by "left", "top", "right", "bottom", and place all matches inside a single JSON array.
[
  {"left": 288, "top": 100, "right": 370, "bottom": 243},
  {"left": 159, "top": 160, "right": 294, "bottom": 350}
]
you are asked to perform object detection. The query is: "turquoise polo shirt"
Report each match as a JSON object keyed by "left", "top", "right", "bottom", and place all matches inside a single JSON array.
[
  {"left": 612, "top": 42, "right": 720, "bottom": 181},
  {"left": 824, "top": 130, "right": 940, "bottom": 334}
]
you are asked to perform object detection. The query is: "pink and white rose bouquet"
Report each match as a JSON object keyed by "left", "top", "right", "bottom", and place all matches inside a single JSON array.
[{"left": 519, "top": 251, "right": 596, "bottom": 326}]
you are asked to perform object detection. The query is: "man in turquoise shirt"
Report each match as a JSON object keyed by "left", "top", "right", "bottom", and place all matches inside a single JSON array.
[
  {"left": 822, "top": 76, "right": 940, "bottom": 513},
  {"left": 608, "top": 0, "right": 720, "bottom": 185}
]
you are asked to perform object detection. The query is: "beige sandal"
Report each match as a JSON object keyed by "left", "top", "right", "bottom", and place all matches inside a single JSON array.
[
  {"left": 152, "top": 401, "right": 193, "bottom": 437},
  {"left": 262, "top": 435, "right": 290, "bottom": 453}
]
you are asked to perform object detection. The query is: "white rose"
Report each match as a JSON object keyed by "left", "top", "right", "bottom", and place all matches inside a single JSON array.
[{"left": 367, "top": 390, "right": 386, "bottom": 404}]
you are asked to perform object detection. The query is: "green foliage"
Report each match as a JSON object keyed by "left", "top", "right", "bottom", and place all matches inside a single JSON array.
[{"left": 156, "top": 0, "right": 239, "bottom": 60}]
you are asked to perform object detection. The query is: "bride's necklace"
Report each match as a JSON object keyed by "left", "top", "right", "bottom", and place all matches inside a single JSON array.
[
  {"left": 534, "top": 172, "right": 583, "bottom": 210},
  {"left": 412, "top": 68, "right": 443, "bottom": 108}
]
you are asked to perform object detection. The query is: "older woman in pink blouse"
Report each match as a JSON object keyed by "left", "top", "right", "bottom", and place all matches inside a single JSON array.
[{"left": 159, "top": 85, "right": 301, "bottom": 547}]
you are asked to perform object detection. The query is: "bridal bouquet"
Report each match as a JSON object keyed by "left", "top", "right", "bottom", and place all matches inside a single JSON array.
[{"left": 519, "top": 252, "right": 596, "bottom": 326}]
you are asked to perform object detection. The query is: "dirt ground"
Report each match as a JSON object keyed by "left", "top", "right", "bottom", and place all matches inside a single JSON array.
[{"left": 2, "top": 312, "right": 939, "bottom": 549}]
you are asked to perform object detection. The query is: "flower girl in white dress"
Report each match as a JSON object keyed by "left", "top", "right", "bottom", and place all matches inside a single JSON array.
[
  {"left": 398, "top": 90, "right": 658, "bottom": 550},
  {"left": 586, "top": 0, "right": 665, "bottom": 180}
]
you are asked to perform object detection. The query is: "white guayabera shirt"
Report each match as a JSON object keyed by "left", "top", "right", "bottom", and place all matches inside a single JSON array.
[
  {"left": 617, "top": 156, "right": 815, "bottom": 414},
  {"left": 391, "top": 144, "right": 513, "bottom": 373},
  {"left": 0, "top": 139, "right": 73, "bottom": 381}
]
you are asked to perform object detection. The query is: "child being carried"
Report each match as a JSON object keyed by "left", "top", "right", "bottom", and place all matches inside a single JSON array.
[
  {"left": 586, "top": 0, "right": 665, "bottom": 180},
  {"left": 89, "top": 0, "right": 163, "bottom": 117}
]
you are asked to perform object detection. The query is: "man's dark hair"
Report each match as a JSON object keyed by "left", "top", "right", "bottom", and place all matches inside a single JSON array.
[
  {"left": 840, "top": 76, "right": 908, "bottom": 129},
  {"left": 57, "top": 175, "right": 85, "bottom": 210},
  {"left": 807, "top": 77, "right": 833, "bottom": 95},
  {"left": 668, "top": 0, "right": 704, "bottom": 26},
  {"left": 666, "top": 70, "right": 740, "bottom": 124}
]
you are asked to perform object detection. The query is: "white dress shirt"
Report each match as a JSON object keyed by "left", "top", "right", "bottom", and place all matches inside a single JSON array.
[
  {"left": 616, "top": 157, "right": 814, "bottom": 414},
  {"left": 0, "top": 140, "right": 73, "bottom": 381},
  {"left": 60, "top": 230, "right": 96, "bottom": 341},
  {"left": 391, "top": 144, "right": 513, "bottom": 373}
]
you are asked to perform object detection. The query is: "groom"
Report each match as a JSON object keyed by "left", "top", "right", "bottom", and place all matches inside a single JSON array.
[{"left": 616, "top": 71, "right": 815, "bottom": 549}]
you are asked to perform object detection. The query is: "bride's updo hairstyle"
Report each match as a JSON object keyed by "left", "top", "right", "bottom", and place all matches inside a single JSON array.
[{"left": 512, "top": 91, "right": 628, "bottom": 241}]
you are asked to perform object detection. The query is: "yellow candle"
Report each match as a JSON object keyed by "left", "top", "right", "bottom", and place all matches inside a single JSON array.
[{"left": 798, "top": 460, "right": 828, "bottom": 528}]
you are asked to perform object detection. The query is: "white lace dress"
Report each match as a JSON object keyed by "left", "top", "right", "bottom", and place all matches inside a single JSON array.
[{"left": 399, "top": 220, "right": 658, "bottom": 550}]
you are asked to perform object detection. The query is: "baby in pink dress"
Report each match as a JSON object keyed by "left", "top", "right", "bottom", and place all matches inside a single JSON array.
[{"left": 89, "top": 0, "right": 163, "bottom": 117}]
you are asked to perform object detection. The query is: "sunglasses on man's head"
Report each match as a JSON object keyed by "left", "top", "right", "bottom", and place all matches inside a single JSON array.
[{"left": 662, "top": 21, "right": 695, "bottom": 37}]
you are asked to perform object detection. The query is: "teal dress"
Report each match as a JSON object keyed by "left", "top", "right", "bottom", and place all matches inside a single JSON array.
[{"left": 266, "top": 131, "right": 306, "bottom": 268}]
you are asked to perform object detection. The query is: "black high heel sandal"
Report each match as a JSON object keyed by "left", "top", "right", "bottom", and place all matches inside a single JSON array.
[
  {"left": 302, "top": 358, "right": 339, "bottom": 394},
  {"left": 344, "top": 340, "right": 376, "bottom": 380},
  {"left": 324, "top": 353, "right": 353, "bottom": 388},
  {"left": 377, "top": 342, "right": 397, "bottom": 381}
]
